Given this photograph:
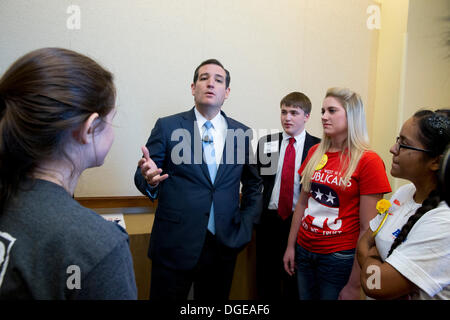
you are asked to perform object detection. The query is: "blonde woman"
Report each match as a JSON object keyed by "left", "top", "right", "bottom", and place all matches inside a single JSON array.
[{"left": 283, "top": 87, "right": 391, "bottom": 300}]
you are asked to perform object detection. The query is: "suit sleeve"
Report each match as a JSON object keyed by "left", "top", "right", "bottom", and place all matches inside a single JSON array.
[
  {"left": 134, "top": 118, "right": 167, "bottom": 199},
  {"left": 256, "top": 137, "right": 262, "bottom": 173},
  {"left": 255, "top": 134, "right": 273, "bottom": 175},
  {"left": 239, "top": 133, "right": 263, "bottom": 227}
]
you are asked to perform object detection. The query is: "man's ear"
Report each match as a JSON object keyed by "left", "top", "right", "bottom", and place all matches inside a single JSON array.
[
  {"left": 304, "top": 112, "right": 311, "bottom": 122},
  {"left": 224, "top": 87, "right": 230, "bottom": 100},
  {"left": 73, "top": 113, "right": 99, "bottom": 144}
]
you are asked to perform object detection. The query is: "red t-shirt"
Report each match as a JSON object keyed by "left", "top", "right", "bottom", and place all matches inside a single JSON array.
[{"left": 297, "top": 145, "right": 391, "bottom": 254}]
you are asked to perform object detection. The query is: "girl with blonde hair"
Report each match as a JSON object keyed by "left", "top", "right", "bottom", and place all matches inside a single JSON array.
[{"left": 283, "top": 87, "right": 391, "bottom": 300}]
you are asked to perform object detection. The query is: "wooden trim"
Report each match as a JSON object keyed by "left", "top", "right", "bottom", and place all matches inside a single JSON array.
[
  {"left": 75, "top": 195, "right": 156, "bottom": 209},
  {"left": 76, "top": 194, "right": 242, "bottom": 209}
]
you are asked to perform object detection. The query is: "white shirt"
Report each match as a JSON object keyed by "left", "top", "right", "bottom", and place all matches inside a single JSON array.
[
  {"left": 370, "top": 184, "right": 421, "bottom": 260},
  {"left": 194, "top": 107, "right": 227, "bottom": 166},
  {"left": 370, "top": 183, "right": 450, "bottom": 300},
  {"left": 268, "top": 130, "right": 306, "bottom": 211}
]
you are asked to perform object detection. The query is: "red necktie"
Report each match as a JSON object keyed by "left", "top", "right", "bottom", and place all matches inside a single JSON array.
[{"left": 278, "top": 137, "right": 296, "bottom": 220}]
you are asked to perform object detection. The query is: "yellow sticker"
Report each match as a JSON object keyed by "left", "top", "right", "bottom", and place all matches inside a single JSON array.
[{"left": 315, "top": 154, "right": 328, "bottom": 171}]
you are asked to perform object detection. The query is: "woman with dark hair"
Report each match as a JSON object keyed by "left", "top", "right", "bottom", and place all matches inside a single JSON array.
[
  {"left": 440, "top": 144, "right": 450, "bottom": 206},
  {"left": 0, "top": 48, "right": 137, "bottom": 299},
  {"left": 357, "top": 109, "right": 450, "bottom": 300}
]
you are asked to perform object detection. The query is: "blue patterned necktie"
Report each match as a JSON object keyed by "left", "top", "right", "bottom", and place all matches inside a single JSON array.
[{"left": 203, "top": 120, "right": 217, "bottom": 234}]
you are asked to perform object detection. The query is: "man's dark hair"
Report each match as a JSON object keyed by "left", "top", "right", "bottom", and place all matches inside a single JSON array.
[
  {"left": 193, "top": 59, "right": 230, "bottom": 88},
  {"left": 280, "top": 92, "right": 312, "bottom": 115}
]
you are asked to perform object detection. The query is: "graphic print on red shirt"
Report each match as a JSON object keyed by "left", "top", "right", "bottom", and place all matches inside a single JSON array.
[
  {"left": 297, "top": 145, "right": 391, "bottom": 254},
  {"left": 306, "top": 182, "right": 341, "bottom": 232}
]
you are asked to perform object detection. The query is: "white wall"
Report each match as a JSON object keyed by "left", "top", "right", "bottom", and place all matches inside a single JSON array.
[
  {"left": 371, "top": 0, "right": 450, "bottom": 192},
  {"left": 403, "top": 0, "right": 450, "bottom": 119},
  {"left": 371, "top": 0, "right": 410, "bottom": 192},
  {"left": 0, "top": 0, "right": 385, "bottom": 196}
]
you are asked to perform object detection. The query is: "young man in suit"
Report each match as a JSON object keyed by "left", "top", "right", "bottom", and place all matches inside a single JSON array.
[
  {"left": 134, "top": 59, "right": 263, "bottom": 300},
  {"left": 256, "top": 92, "right": 320, "bottom": 300}
]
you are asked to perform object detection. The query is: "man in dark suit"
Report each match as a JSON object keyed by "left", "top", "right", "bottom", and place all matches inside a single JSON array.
[
  {"left": 134, "top": 59, "right": 262, "bottom": 300},
  {"left": 256, "top": 92, "right": 320, "bottom": 300}
]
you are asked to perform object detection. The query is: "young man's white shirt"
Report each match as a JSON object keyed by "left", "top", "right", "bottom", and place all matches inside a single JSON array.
[{"left": 268, "top": 130, "right": 306, "bottom": 212}]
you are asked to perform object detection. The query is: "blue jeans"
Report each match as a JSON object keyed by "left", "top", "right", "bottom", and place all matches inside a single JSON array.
[{"left": 295, "top": 244, "right": 355, "bottom": 300}]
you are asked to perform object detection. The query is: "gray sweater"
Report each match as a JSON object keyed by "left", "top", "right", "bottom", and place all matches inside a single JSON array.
[{"left": 0, "top": 179, "right": 137, "bottom": 299}]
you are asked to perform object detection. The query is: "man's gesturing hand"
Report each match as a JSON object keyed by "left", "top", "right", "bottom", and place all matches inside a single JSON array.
[{"left": 138, "top": 146, "right": 169, "bottom": 187}]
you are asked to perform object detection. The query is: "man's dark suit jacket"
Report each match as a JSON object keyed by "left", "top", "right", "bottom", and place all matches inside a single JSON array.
[
  {"left": 134, "top": 107, "right": 263, "bottom": 270},
  {"left": 256, "top": 131, "right": 321, "bottom": 212}
]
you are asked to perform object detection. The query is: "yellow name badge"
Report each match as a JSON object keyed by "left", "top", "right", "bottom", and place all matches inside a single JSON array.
[{"left": 315, "top": 154, "right": 328, "bottom": 171}]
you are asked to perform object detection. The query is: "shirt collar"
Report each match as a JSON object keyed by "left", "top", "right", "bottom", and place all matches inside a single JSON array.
[
  {"left": 282, "top": 129, "right": 306, "bottom": 144},
  {"left": 194, "top": 107, "right": 223, "bottom": 130}
]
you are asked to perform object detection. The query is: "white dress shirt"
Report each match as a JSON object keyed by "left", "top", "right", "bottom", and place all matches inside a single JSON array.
[
  {"left": 268, "top": 130, "right": 306, "bottom": 211},
  {"left": 194, "top": 107, "right": 227, "bottom": 166}
]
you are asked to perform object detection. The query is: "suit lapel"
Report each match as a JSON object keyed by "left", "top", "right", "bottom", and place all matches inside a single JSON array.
[
  {"left": 302, "top": 132, "right": 313, "bottom": 163},
  {"left": 214, "top": 111, "right": 234, "bottom": 185},
  {"left": 269, "top": 132, "right": 282, "bottom": 177},
  {"left": 180, "top": 107, "right": 212, "bottom": 184},
  {"left": 277, "top": 132, "right": 283, "bottom": 152}
]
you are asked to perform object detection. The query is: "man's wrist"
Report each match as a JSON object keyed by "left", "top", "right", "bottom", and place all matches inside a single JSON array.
[
  {"left": 145, "top": 182, "right": 159, "bottom": 199},
  {"left": 147, "top": 180, "right": 159, "bottom": 188}
]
